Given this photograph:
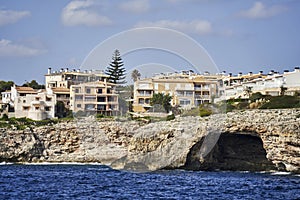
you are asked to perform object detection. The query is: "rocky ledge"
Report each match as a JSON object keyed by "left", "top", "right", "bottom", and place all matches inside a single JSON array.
[{"left": 0, "top": 109, "right": 300, "bottom": 173}]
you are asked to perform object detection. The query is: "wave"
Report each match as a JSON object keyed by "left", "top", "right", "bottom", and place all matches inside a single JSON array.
[
  {"left": 0, "top": 162, "right": 14, "bottom": 165},
  {"left": 21, "top": 162, "right": 104, "bottom": 166},
  {"left": 270, "top": 171, "right": 292, "bottom": 176}
]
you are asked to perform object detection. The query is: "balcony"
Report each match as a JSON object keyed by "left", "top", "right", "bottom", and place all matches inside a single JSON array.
[{"left": 194, "top": 95, "right": 210, "bottom": 100}]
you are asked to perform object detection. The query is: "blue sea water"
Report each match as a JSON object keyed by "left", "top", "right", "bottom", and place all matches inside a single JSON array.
[{"left": 0, "top": 164, "right": 299, "bottom": 200}]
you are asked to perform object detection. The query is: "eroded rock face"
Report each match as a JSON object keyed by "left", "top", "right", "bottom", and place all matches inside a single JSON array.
[{"left": 0, "top": 109, "right": 299, "bottom": 173}]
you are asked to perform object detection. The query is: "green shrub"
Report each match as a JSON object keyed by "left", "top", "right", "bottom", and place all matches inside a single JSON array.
[
  {"left": 166, "top": 114, "right": 175, "bottom": 121},
  {"left": 260, "top": 95, "right": 300, "bottom": 109},
  {"left": 199, "top": 107, "right": 212, "bottom": 117},
  {"left": 249, "top": 92, "right": 264, "bottom": 102},
  {"left": 1, "top": 114, "right": 8, "bottom": 121}
]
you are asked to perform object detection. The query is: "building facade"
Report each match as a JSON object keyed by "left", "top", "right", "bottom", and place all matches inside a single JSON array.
[
  {"left": 133, "top": 72, "right": 223, "bottom": 112},
  {"left": 70, "top": 80, "right": 119, "bottom": 115},
  {"left": 14, "top": 91, "right": 56, "bottom": 120},
  {"left": 45, "top": 68, "right": 109, "bottom": 89}
]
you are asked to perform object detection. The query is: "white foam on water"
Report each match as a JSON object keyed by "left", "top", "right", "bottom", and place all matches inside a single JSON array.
[
  {"left": 0, "top": 162, "right": 13, "bottom": 165},
  {"left": 271, "top": 171, "right": 292, "bottom": 176},
  {"left": 21, "top": 162, "right": 103, "bottom": 166}
]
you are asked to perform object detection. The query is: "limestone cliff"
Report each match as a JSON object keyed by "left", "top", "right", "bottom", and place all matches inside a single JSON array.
[{"left": 0, "top": 109, "right": 299, "bottom": 173}]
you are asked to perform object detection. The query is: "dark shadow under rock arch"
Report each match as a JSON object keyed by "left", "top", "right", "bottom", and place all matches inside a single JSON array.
[{"left": 183, "top": 133, "right": 277, "bottom": 172}]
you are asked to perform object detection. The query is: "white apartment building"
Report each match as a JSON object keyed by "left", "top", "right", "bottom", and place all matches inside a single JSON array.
[
  {"left": 14, "top": 91, "right": 56, "bottom": 120},
  {"left": 221, "top": 67, "right": 300, "bottom": 100},
  {"left": 1, "top": 85, "right": 56, "bottom": 120}
]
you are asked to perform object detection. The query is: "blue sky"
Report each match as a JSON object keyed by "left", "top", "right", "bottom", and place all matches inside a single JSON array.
[{"left": 0, "top": 0, "right": 299, "bottom": 84}]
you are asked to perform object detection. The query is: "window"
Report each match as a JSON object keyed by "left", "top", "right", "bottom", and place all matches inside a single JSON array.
[
  {"left": 145, "top": 98, "right": 150, "bottom": 104},
  {"left": 35, "top": 106, "right": 40, "bottom": 110},
  {"left": 186, "top": 91, "right": 193, "bottom": 96},
  {"left": 23, "top": 106, "right": 29, "bottom": 111},
  {"left": 75, "top": 95, "right": 83, "bottom": 100},
  {"left": 109, "top": 105, "right": 116, "bottom": 110},
  {"left": 85, "top": 104, "right": 95, "bottom": 110},
  {"left": 97, "top": 97, "right": 106, "bottom": 102},
  {"left": 145, "top": 90, "right": 152, "bottom": 96},
  {"left": 176, "top": 91, "right": 184, "bottom": 96},
  {"left": 179, "top": 99, "right": 190, "bottom": 106},
  {"left": 45, "top": 106, "right": 51, "bottom": 111},
  {"left": 35, "top": 97, "right": 40, "bottom": 101},
  {"left": 75, "top": 88, "right": 79, "bottom": 93},
  {"left": 165, "top": 83, "right": 169, "bottom": 90},
  {"left": 23, "top": 100, "right": 26, "bottom": 103},
  {"left": 97, "top": 88, "right": 103, "bottom": 94},
  {"left": 86, "top": 88, "right": 91, "bottom": 94},
  {"left": 107, "top": 88, "right": 112, "bottom": 94},
  {"left": 85, "top": 96, "right": 96, "bottom": 101},
  {"left": 138, "top": 90, "right": 144, "bottom": 96},
  {"left": 77, "top": 104, "right": 81, "bottom": 108},
  {"left": 108, "top": 97, "right": 115, "bottom": 102},
  {"left": 138, "top": 98, "right": 145, "bottom": 104},
  {"left": 97, "top": 105, "right": 106, "bottom": 111},
  {"left": 46, "top": 97, "right": 52, "bottom": 101}
]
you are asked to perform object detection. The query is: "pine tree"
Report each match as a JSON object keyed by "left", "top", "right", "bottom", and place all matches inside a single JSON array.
[{"left": 105, "top": 49, "right": 126, "bottom": 84}]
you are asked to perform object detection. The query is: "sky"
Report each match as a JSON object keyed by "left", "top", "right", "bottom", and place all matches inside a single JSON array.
[{"left": 0, "top": 0, "right": 300, "bottom": 85}]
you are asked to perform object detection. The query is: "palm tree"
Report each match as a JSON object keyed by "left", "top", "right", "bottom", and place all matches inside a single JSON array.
[{"left": 131, "top": 69, "right": 141, "bottom": 82}]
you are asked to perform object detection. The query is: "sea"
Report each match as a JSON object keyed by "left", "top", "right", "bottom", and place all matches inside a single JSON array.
[{"left": 0, "top": 163, "right": 299, "bottom": 200}]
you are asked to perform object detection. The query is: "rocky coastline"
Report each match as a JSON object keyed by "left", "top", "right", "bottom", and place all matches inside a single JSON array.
[{"left": 0, "top": 109, "right": 300, "bottom": 173}]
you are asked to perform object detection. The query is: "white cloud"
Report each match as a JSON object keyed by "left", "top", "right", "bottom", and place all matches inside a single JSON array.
[
  {"left": 61, "top": 0, "right": 112, "bottom": 27},
  {"left": 0, "top": 9, "right": 30, "bottom": 26},
  {"left": 119, "top": 0, "right": 150, "bottom": 13},
  {"left": 0, "top": 39, "right": 46, "bottom": 57},
  {"left": 135, "top": 20, "right": 212, "bottom": 35},
  {"left": 239, "top": 1, "right": 287, "bottom": 19}
]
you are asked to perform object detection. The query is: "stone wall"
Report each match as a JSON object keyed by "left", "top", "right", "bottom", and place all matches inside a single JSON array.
[{"left": 0, "top": 109, "right": 299, "bottom": 173}]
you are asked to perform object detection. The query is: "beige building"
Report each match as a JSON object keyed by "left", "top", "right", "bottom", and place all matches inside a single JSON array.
[
  {"left": 133, "top": 72, "right": 223, "bottom": 112},
  {"left": 70, "top": 80, "right": 119, "bottom": 115},
  {"left": 45, "top": 68, "right": 108, "bottom": 89}
]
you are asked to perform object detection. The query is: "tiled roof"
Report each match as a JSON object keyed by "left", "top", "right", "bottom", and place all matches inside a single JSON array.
[
  {"left": 15, "top": 87, "right": 36, "bottom": 93},
  {"left": 51, "top": 87, "right": 70, "bottom": 94}
]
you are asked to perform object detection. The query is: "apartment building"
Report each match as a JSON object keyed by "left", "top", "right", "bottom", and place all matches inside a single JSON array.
[
  {"left": 45, "top": 68, "right": 108, "bottom": 89},
  {"left": 220, "top": 67, "right": 300, "bottom": 100},
  {"left": 70, "top": 80, "right": 119, "bottom": 115},
  {"left": 133, "top": 72, "right": 223, "bottom": 112},
  {"left": 14, "top": 91, "right": 56, "bottom": 120},
  {"left": 0, "top": 85, "right": 56, "bottom": 120}
]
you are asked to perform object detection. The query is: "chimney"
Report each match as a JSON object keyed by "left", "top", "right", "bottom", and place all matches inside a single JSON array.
[
  {"left": 283, "top": 70, "right": 289, "bottom": 74},
  {"left": 60, "top": 68, "right": 63, "bottom": 73},
  {"left": 248, "top": 71, "right": 253, "bottom": 76},
  {"left": 295, "top": 67, "right": 300, "bottom": 72},
  {"left": 259, "top": 71, "right": 263, "bottom": 75},
  {"left": 64, "top": 68, "right": 69, "bottom": 72},
  {"left": 238, "top": 72, "right": 242, "bottom": 77},
  {"left": 47, "top": 67, "right": 52, "bottom": 75},
  {"left": 77, "top": 69, "right": 80, "bottom": 72},
  {"left": 228, "top": 73, "right": 232, "bottom": 77}
]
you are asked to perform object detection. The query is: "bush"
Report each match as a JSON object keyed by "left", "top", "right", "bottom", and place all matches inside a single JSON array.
[
  {"left": 199, "top": 106, "right": 212, "bottom": 117},
  {"left": 249, "top": 92, "right": 264, "bottom": 102},
  {"left": 259, "top": 95, "right": 300, "bottom": 109},
  {"left": 166, "top": 114, "right": 175, "bottom": 121},
  {"left": 1, "top": 114, "right": 8, "bottom": 121}
]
